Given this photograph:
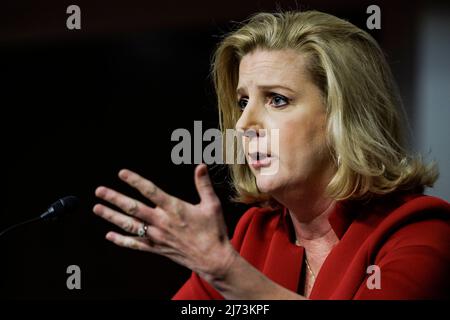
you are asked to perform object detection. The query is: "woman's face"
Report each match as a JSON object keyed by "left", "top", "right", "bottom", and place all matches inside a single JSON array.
[{"left": 235, "top": 49, "right": 335, "bottom": 198}]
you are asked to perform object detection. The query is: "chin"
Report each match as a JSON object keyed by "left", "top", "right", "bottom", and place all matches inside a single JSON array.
[{"left": 255, "top": 173, "right": 284, "bottom": 194}]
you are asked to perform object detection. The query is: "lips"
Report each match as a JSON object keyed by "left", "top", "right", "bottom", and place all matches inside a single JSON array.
[
  {"left": 248, "top": 152, "right": 271, "bottom": 161},
  {"left": 248, "top": 152, "right": 273, "bottom": 169}
]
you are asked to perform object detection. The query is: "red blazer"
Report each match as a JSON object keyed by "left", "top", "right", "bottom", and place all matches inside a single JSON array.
[{"left": 173, "top": 192, "right": 450, "bottom": 299}]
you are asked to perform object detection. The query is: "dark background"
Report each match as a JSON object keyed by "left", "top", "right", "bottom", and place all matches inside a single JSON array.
[{"left": 0, "top": 0, "right": 447, "bottom": 299}]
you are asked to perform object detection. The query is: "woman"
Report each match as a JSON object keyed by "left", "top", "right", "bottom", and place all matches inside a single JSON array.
[{"left": 93, "top": 11, "right": 450, "bottom": 299}]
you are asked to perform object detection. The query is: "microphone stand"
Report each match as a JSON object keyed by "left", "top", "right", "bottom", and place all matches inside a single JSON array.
[
  {"left": 0, "top": 196, "right": 79, "bottom": 238},
  {"left": 0, "top": 216, "right": 42, "bottom": 238}
]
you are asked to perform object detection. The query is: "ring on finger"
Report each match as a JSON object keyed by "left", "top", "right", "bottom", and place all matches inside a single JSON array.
[{"left": 137, "top": 222, "right": 148, "bottom": 238}]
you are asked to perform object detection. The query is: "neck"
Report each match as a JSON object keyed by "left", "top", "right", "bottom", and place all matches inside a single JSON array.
[
  {"left": 290, "top": 198, "right": 336, "bottom": 241},
  {"left": 288, "top": 197, "right": 339, "bottom": 263},
  {"left": 270, "top": 163, "right": 339, "bottom": 243},
  {"left": 273, "top": 186, "right": 337, "bottom": 241}
]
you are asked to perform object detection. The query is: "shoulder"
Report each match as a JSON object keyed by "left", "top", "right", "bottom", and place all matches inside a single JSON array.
[
  {"left": 393, "top": 193, "right": 450, "bottom": 215},
  {"left": 350, "top": 194, "right": 450, "bottom": 299},
  {"left": 370, "top": 194, "right": 450, "bottom": 262},
  {"left": 375, "top": 193, "right": 450, "bottom": 236},
  {"left": 358, "top": 193, "right": 449, "bottom": 236}
]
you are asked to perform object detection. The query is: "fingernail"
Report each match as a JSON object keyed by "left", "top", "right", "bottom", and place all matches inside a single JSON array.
[
  {"left": 118, "top": 169, "right": 129, "bottom": 179},
  {"left": 105, "top": 232, "right": 114, "bottom": 241},
  {"left": 95, "top": 186, "right": 106, "bottom": 197}
]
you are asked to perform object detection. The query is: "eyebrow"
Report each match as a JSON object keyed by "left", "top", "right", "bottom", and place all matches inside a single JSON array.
[{"left": 236, "top": 85, "right": 296, "bottom": 95}]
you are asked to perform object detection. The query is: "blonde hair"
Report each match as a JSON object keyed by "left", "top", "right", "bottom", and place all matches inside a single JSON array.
[{"left": 211, "top": 10, "right": 438, "bottom": 205}]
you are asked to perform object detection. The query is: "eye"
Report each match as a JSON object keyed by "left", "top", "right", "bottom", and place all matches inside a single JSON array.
[
  {"left": 237, "top": 97, "right": 249, "bottom": 111},
  {"left": 269, "top": 93, "right": 289, "bottom": 107}
]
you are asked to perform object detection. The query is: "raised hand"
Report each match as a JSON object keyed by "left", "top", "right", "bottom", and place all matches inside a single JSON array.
[{"left": 93, "top": 164, "right": 237, "bottom": 282}]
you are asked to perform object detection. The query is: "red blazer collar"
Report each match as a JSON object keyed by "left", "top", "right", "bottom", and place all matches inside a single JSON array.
[{"left": 327, "top": 201, "right": 357, "bottom": 239}]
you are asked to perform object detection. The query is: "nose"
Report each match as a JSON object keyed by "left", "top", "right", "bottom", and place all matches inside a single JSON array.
[{"left": 235, "top": 101, "right": 265, "bottom": 138}]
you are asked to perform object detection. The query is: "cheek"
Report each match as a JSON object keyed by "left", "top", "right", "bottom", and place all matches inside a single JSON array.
[
  {"left": 278, "top": 118, "right": 309, "bottom": 151},
  {"left": 278, "top": 117, "right": 328, "bottom": 162}
]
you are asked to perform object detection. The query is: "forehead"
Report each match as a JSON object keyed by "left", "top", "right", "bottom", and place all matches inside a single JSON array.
[{"left": 238, "top": 49, "right": 308, "bottom": 87}]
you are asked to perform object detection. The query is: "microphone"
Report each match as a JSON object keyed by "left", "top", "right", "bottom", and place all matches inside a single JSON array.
[
  {"left": 40, "top": 195, "right": 79, "bottom": 220},
  {"left": 0, "top": 195, "right": 79, "bottom": 238}
]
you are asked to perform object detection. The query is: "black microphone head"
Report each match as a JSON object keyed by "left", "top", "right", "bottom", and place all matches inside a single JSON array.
[
  {"left": 41, "top": 195, "right": 80, "bottom": 220},
  {"left": 58, "top": 195, "right": 80, "bottom": 212}
]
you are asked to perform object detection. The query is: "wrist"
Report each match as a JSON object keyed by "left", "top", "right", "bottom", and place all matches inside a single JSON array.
[{"left": 204, "top": 241, "right": 238, "bottom": 286}]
